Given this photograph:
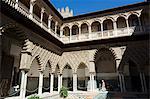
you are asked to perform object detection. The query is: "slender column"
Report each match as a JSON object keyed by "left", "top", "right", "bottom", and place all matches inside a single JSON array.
[
  {"left": 20, "top": 70, "right": 25, "bottom": 99},
  {"left": 50, "top": 73, "right": 54, "bottom": 93},
  {"left": 55, "top": 21, "right": 58, "bottom": 35},
  {"left": 121, "top": 73, "right": 126, "bottom": 92},
  {"left": 118, "top": 72, "right": 123, "bottom": 92},
  {"left": 58, "top": 74, "right": 61, "bottom": 92},
  {"left": 22, "top": 72, "right": 28, "bottom": 99},
  {"left": 73, "top": 73, "right": 77, "bottom": 91},
  {"left": 29, "top": 0, "right": 35, "bottom": 19},
  {"left": 140, "top": 72, "right": 147, "bottom": 92},
  {"left": 69, "top": 28, "right": 72, "bottom": 41},
  {"left": 126, "top": 19, "right": 129, "bottom": 34},
  {"left": 40, "top": 8, "right": 45, "bottom": 27},
  {"left": 138, "top": 17, "right": 142, "bottom": 32},
  {"left": 113, "top": 21, "right": 117, "bottom": 36},
  {"left": 79, "top": 26, "right": 81, "bottom": 40},
  {"left": 100, "top": 23, "right": 103, "bottom": 37},
  {"left": 48, "top": 15, "right": 52, "bottom": 31},
  {"left": 38, "top": 71, "right": 43, "bottom": 94},
  {"left": 91, "top": 73, "right": 95, "bottom": 91},
  {"left": 88, "top": 25, "right": 91, "bottom": 39},
  {"left": 60, "top": 74, "right": 62, "bottom": 88},
  {"left": 89, "top": 73, "right": 92, "bottom": 91}
]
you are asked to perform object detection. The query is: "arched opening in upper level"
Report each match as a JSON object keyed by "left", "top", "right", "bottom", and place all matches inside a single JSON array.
[
  {"left": 103, "top": 19, "right": 114, "bottom": 31},
  {"left": 43, "top": 12, "right": 49, "bottom": 27},
  {"left": 77, "top": 63, "right": 89, "bottom": 91},
  {"left": 62, "top": 64, "right": 73, "bottom": 91},
  {"left": 81, "top": 23, "right": 89, "bottom": 34},
  {"left": 128, "top": 14, "right": 139, "bottom": 27},
  {"left": 33, "top": 4, "right": 41, "bottom": 21},
  {"left": 51, "top": 20, "right": 55, "bottom": 32},
  {"left": 72, "top": 25, "right": 79, "bottom": 35},
  {"left": 91, "top": 21, "right": 101, "bottom": 32},
  {"left": 63, "top": 26, "right": 70, "bottom": 36},
  {"left": 117, "top": 17, "right": 127, "bottom": 28}
]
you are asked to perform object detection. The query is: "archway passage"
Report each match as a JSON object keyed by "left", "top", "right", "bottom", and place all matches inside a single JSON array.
[
  {"left": 81, "top": 23, "right": 89, "bottom": 33},
  {"left": 91, "top": 21, "right": 101, "bottom": 32},
  {"left": 95, "top": 48, "right": 119, "bottom": 91},
  {"left": 43, "top": 62, "right": 51, "bottom": 92},
  {"left": 53, "top": 65, "right": 60, "bottom": 91},
  {"left": 63, "top": 27, "right": 70, "bottom": 36},
  {"left": 26, "top": 58, "right": 40, "bottom": 96},
  {"left": 103, "top": 19, "right": 114, "bottom": 31},
  {"left": 72, "top": 25, "right": 79, "bottom": 35},
  {"left": 62, "top": 64, "right": 73, "bottom": 91},
  {"left": 117, "top": 17, "right": 127, "bottom": 28},
  {"left": 77, "top": 63, "right": 89, "bottom": 91},
  {"left": 125, "top": 60, "right": 142, "bottom": 92}
]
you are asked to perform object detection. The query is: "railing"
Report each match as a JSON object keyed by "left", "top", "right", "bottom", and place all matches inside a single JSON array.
[
  {"left": 2, "top": 0, "right": 61, "bottom": 41},
  {"left": 62, "top": 26, "right": 143, "bottom": 43}
]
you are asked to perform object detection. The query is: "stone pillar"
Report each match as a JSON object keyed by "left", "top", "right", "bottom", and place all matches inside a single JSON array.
[
  {"left": 48, "top": 15, "right": 52, "bottom": 31},
  {"left": 89, "top": 73, "right": 92, "bottom": 91},
  {"left": 40, "top": 8, "right": 45, "bottom": 27},
  {"left": 29, "top": 0, "right": 35, "bottom": 19},
  {"left": 55, "top": 21, "right": 58, "bottom": 35},
  {"left": 50, "top": 73, "right": 54, "bottom": 93},
  {"left": 140, "top": 72, "right": 147, "bottom": 92},
  {"left": 0, "top": 31, "right": 2, "bottom": 79},
  {"left": 38, "top": 71, "right": 43, "bottom": 95},
  {"left": 73, "top": 73, "right": 77, "bottom": 91},
  {"left": 113, "top": 21, "right": 117, "bottom": 36},
  {"left": 88, "top": 25, "right": 91, "bottom": 39},
  {"left": 60, "top": 74, "right": 62, "bottom": 89},
  {"left": 58, "top": 74, "right": 62, "bottom": 92},
  {"left": 91, "top": 73, "right": 95, "bottom": 91},
  {"left": 126, "top": 19, "right": 129, "bottom": 34},
  {"left": 100, "top": 22, "right": 103, "bottom": 37},
  {"left": 20, "top": 70, "right": 28, "bottom": 99}
]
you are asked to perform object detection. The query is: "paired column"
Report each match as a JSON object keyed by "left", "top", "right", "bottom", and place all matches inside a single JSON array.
[
  {"left": 40, "top": 8, "right": 45, "bottom": 27},
  {"left": 88, "top": 25, "right": 91, "bottom": 39},
  {"left": 100, "top": 22, "right": 103, "bottom": 37},
  {"left": 89, "top": 72, "right": 95, "bottom": 91},
  {"left": 69, "top": 28, "right": 72, "bottom": 41},
  {"left": 38, "top": 71, "right": 43, "bottom": 95},
  {"left": 20, "top": 70, "right": 28, "bottom": 99},
  {"left": 118, "top": 71, "right": 126, "bottom": 92},
  {"left": 55, "top": 21, "right": 58, "bottom": 35},
  {"left": 126, "top": 19, "right": 130, "bottom": 34},
  {"left": 58, "top": 74, "right": 62, "bottom": 92},
  {"left": 50, "top": 73, "right": 54, "bottom": 93},
  {"left": 78, "top": 26, "right": 81, "bottom": 40},
  {"left": 73, "top": 73, "right": 77, "bottom": 92},
  {"left": 113, "top": 21, "right": 117, "bottom": 36},
  {"left": 48, "top": 15, "right": 52, "bottom": 31},
  {"left": 140, "top": 72, "right": 147, "bottom": 92},
  {"left": 29, "top": 0, "right": 36, "bottom": 19}
]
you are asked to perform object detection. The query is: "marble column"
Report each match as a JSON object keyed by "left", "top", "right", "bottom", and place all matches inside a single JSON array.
[
  {"left": 48, "top": 15, "right": 52, "bottom": 31},
  {"left": 89, "top": 73, "right": 92, "bottom": 91},
  {"left": 88, "top": 25, "right": 91, "bottom": 39},
  {"left": 20, "top": 70, "right": 28, "bottom": 99},
  {"left": 100, "top": 23, "right": 103, "bottom": 37},
  {"left": 73, "top": 73, "right": 77, "bottom": 91},
  {"left": 138, "top": 17, "right": 142, "bottom": 32},
  {"left": 91, "top": 73, "right": 95, "bottom": 91},
  {"left": 29, "top": 0, "right": 35, "bottom": 19},
  {"left": 69, "top": 28, "right": 72, "bottom": 41},
  {"left": 40, "top": 8, "right": 45, "bottom": 27},
  {"left": 113, "top": 21, "right": 117, "bottom": 36},
  {"left": 119, "top": 71, "right": 126, "bottom": 92},
  {"left": 126, "top": 19, "right": 129, "bottom": 34},
  {"left": 140, "top": 72, "right": 147, "bottom": 92},
  {"left": 79, "top": 26, "right": 81, "bottom": 40},
  {"left": 38, "top": 71, "right": 43, "bottom": 95},
  {"left": 55, "top": 21, "right": 58, "bottom": 35},
  {"left": 50, "top": 73, "right": 54, "bottom": 93},
  {"left": 58, "top": 74, "right": 61, "bottom": 92}
]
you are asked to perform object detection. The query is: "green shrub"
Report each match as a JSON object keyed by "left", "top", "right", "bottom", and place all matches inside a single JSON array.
[
  {"left": 59, "top": 86, "right": 68, "bottom": 98},
  {"left": 28, "top": 95, "right": 41, "bottom": 99}
]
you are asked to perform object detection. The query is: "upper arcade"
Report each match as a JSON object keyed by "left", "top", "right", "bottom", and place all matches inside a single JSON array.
[{"left": 2, "top": 0, "right": 150, "bottom": 44}]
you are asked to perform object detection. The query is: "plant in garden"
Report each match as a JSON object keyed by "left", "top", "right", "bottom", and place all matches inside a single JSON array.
[
  {"left": 59, "top": 86, "right": 68, "bottom": 98},
  {"left": 28, "top": 95, "right": 41, "bottom": 99}
]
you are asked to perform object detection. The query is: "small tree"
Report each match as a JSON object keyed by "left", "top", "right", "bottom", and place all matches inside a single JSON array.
[{"left": 59, "top": 86, "right": 68, "bottom": 98}]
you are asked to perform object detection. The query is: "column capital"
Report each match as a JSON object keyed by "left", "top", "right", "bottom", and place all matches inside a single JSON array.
[
  {"left": 48, "top": 15, "right": 53, "bottom": 20},
  {"left": 41, "top": 7, "right": 45, "bottom": 13},
  {"left": 30, "top": 0, "right": 36, "bottom": 5}
]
